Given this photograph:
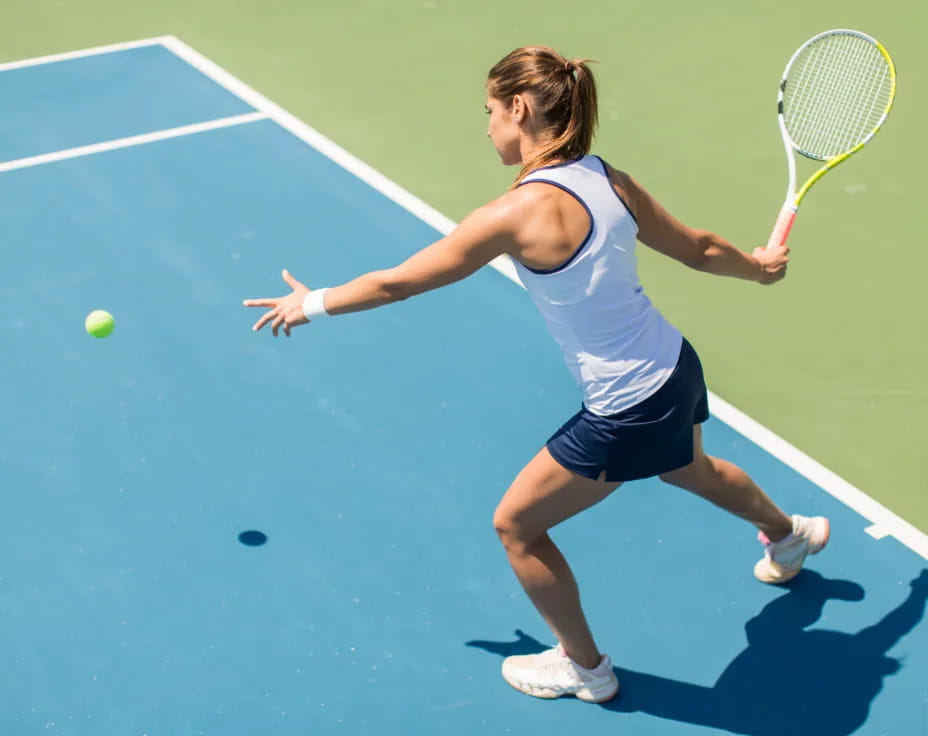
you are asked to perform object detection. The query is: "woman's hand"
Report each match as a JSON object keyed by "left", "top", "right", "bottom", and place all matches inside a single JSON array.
[
  {"left": 753, "top": 244, "right": 789, "bottom": 285},
  {"left": 242, "top": 269, "right": 311, "bottom": 337}
]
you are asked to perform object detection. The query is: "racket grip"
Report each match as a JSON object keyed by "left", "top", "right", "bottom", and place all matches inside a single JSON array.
[{"left": 766, "top": 206, "right": 797, "bottom": 248}]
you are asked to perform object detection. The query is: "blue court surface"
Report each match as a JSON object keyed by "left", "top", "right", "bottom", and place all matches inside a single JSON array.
[{"left": 2, "top": 40, "right": 926, "bottom": 735}]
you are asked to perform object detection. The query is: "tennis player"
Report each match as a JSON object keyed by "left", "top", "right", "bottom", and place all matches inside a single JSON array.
[{"left": 243, "top": 45, "right": 830, "bottom": 704}]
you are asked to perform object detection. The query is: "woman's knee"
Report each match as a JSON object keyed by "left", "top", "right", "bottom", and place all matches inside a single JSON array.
[{"left": 492, "top": 506, "right": 539, "bottom": 555}]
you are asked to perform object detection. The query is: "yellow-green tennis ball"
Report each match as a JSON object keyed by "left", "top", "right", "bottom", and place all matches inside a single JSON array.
[{"left": 85, "top": 309, "right": 115, "bottom": 338}]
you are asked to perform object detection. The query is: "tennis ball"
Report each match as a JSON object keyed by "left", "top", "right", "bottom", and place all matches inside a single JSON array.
[{"left": 85, "top": 309, "right": 115, "bottom": 338}]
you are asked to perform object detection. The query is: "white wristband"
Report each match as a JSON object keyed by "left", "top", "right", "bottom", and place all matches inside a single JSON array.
[{"left": 302, "top": 288, "right": 331, "bottom": 321}]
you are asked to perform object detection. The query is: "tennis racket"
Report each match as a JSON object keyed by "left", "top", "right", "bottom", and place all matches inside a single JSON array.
[{"left": 767, "top": 29, "right": 896, "bottom": 249}]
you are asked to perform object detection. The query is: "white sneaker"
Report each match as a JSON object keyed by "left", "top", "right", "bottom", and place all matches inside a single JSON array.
[
  {"left": 501, "top": 644, "right": 619, "bottom": 703},
  {"left": 754, "top": 514, "right": 830, "bottom": 584}
]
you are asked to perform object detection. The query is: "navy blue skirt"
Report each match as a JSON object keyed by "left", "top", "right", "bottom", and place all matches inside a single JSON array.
[{"left": 547, "top": 338, "right": 709, "bottom": 483}]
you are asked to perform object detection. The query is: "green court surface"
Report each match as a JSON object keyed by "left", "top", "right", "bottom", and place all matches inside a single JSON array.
[{"left": 1, "top": 0, "right": 924, "bottom": 530}]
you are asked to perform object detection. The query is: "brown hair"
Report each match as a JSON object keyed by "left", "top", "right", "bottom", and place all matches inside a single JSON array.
[{"left": 487, "top": 46, "right": 598, "bottom": 186}]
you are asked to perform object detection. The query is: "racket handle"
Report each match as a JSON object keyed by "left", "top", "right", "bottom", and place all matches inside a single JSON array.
[{"left": 767, "top": 206, "right": 797, "bottom": 248}]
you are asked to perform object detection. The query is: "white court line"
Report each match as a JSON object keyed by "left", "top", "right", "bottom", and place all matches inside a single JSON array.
[
  {"left": 10, "top": 36, "right": 924, "bottom": 561},
  {"left": 0, "top": 36, "right": 171, "bottom": 72},
  {"left": 709, "top": 395, "right": 928, "bottom": 558},
  {"left": 865, "top": 525, "right": 891, "bottom": 540},
  {"left": 158, "top": 36, "right": 524, "bottom": 285},
  {"left": 0, "top": 112, "right": 268, "bottom": 173}
]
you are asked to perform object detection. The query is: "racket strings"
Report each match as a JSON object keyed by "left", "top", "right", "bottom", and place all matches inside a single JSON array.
[
  {"left": 789, "top": 37, "right": 882, "bottom": 156},
  {"left": 788, "top": 37, "right": 875, "bottom": 155},
  {"left": 783, "top": 32, "right": 892, "bottom": 159}
]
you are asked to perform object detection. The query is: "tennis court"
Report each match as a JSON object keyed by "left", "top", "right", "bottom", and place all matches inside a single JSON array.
[{"left": 1, "top": 36, "right": 926, "bottom": 735}]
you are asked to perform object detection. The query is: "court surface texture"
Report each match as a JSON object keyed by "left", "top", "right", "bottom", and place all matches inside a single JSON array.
[{"left": 1, "top": 39, "right": 926, "bottom": 735}]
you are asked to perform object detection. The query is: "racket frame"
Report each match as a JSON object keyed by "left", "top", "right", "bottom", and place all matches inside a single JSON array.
[{"left": 767, "top": 29, "right": 896, "bottom": 248}]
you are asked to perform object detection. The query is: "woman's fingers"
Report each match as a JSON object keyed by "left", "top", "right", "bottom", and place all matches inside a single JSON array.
[
  {"left": 252, "top": 309, "right": 279, "bottom": 332},
  {"left": 246, "top": 290, "right": 309, "bottom": 336},
  {"left": 281, "top": 269, "right": 306, "bottom": 290},
  {"left": 271, "top": 310, "right": 287, "bottom": 337}
]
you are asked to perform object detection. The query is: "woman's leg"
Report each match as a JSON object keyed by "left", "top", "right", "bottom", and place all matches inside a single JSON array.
[
  {"left": 493, "top": 446, "right": 621, "bottom": 669},
  {"left": 659, "top": 425, "right": 793, "bottom": 541}
]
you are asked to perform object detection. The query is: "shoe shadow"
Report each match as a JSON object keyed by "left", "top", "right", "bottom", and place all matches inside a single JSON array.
[{"left": 467, "top": 569, "right": 928, "bottom": 736}]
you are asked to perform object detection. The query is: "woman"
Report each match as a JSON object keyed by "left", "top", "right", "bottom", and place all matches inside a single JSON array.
[{"left": 243, "top": 46, "right": 829, "bottom": 704}]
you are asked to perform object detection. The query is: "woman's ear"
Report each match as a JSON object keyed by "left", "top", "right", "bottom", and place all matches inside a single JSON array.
[{"left": 511, "top": 93, "right": 526, "bottom": 124}]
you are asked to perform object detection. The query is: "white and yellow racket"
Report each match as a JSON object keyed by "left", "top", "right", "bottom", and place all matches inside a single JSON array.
[{"left": 767, "top": 29, "right": 896, "bottom": 248}]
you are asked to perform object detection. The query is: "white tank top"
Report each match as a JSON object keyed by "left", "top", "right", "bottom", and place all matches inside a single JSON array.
[{"left": 513, "top": 155, "right": 682, "bottom": 416}]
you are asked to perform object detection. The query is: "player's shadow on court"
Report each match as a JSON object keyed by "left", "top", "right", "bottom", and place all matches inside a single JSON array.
[{"left": 467, "top": 569, "right": 928, "bottom": 736}]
